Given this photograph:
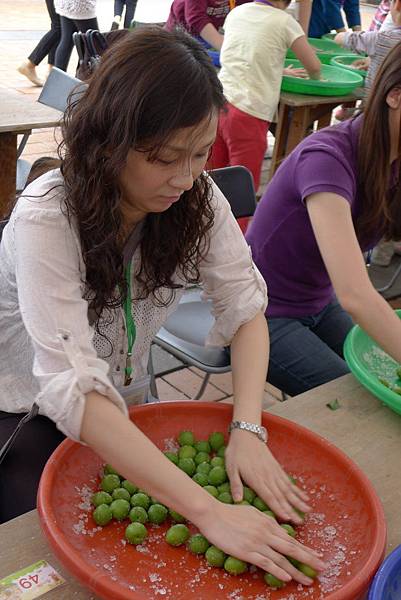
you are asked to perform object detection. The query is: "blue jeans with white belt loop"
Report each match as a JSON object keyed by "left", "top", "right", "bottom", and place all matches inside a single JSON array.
[
  {"left": 267, "top": 300, "right": 353, "bottom": 397},
  {"left": 342, "top": 0, "right": 361, "bottom": 28}
]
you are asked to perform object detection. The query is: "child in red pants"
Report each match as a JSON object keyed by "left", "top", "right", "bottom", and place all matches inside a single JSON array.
[{"left": 210, "top": 0, "right": 320, "bottom": 191}]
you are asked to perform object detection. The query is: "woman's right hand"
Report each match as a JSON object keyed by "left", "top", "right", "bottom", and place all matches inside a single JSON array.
[
  {"left": 195, "top": 502, "right": 327, "bottom": 586},
  {"left": 283, "top": 64, "right": 309, "bottom": 79}
]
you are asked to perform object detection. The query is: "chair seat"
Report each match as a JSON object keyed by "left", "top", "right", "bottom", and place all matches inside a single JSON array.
[{"left": 155, "top": 289, "right": 230, "bottom": 372}]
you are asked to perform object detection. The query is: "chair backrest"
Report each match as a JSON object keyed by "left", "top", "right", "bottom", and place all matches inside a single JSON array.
[
  {"left": 38, "top": 67, "right": 87, "bottom": 112},
  {"left": 210, "top": 166, "right": 256, "bottom": 218}
]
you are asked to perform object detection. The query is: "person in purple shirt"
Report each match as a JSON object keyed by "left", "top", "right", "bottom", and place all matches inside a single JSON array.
[
  {"left": 246, "top": 42, "right": 401, "bottom": 396},
  {"left": 165, "top": 0, "right": 251, "bottom": 50}
]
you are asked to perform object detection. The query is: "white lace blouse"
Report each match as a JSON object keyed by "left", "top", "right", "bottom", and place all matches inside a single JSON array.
[
  {"left": 54, "top": 0, "right": 97, "bottom": 20},
  {"left": 0, "top": 169, "right": 267, "bottom": 441}
]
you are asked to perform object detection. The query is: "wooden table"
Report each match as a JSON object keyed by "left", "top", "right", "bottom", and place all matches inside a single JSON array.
[
  {"left": 1, "top": 374, "right": 400, "bottom": 599},
  {"left": 269, "top": 89, "right": 364, "bottom": 180},
  {"left": 0, "top": 88, "right": 62, "bottom": 218}
]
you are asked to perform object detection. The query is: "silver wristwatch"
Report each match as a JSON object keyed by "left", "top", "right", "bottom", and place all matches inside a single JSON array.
[{"left": 228, "top": 420, "right": 268, "bottom": 443}]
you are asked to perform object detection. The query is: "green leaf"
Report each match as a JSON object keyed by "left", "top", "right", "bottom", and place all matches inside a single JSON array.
[{"left": 326, "top": 399, "right": 340, "bottom": 411}]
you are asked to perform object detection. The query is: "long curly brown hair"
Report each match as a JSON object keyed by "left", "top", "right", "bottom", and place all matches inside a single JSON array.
[{"left": 59, "top": 27, "right": 225, "bottom": 317}]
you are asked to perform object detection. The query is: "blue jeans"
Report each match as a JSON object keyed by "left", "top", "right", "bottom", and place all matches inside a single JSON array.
[
  {"left": 325, "top": 0, "right": 361, "bottom": 30},
  {"left": 267, "top": 300, "right": 353, "bottom": 396},
  {"left": 309, "top": 0, "right": 347, "bottom": 37},
  {"left": 343, "top": 0, "right": 361, "bottom": 28}
]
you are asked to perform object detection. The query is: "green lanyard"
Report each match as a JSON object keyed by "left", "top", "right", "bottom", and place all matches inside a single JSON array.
[{"left": 123, "top": 261, "right": 136, "bottom": 386}]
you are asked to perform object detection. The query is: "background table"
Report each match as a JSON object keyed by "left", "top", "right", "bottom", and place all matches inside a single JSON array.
[
  {"left": 0, "top": 374, "right": 400, "bottom": 598},
  {"left": 269, "top": 89, "right": 364, "bottom": 180},
  {"left": 0, "top": 88, "right": 61, "bottom": 218}
]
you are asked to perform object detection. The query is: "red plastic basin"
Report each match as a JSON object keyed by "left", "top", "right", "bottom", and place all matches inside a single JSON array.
[{"left": 38, "top": 401, "right": 386, "bottom": 600}]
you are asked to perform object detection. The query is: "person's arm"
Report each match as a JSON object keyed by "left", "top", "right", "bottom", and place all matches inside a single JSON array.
[
  {"left": 184, "top": 0, "right": 223, "bottom": 46},
  {"left": 226, "top": 312, "right": 311, "bottom": 523},
  {"left": 13, "top": 197, "right": 128, "bottom": 441},
  {"left": 199, "top": 184, "right": 312, "bottom": 524},
  {"left": 81, "top": 390, "right": 326, "bottom": 585},
  {"left": 335, "top": 30, "right": 378, "bottom": 56},
  {"left": 306, "top": 192, "right": 401, "bottom": 364},
  {"left": 200, "top": 22, "right": 224, "bottom": 49},
  {"left": 334, "top": 31, "right": 347, "bottom": 45},
  {"left": 297, "top": 0, "right": 312, "bottom": 34},
  {"left": 290, "top": 35, "right": 321, "bottom": 79}
]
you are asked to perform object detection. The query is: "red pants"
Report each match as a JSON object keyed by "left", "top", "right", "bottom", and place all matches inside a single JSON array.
[{"left": 209, "top": 102, "right": 270, "bottom": 192}]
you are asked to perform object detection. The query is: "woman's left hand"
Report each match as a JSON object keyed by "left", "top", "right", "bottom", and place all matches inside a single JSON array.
[{"left": 225, "top": 429, "right": 312, "bottom": 524}]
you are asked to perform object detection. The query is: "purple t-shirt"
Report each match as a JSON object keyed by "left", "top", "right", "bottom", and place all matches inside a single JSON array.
[
  {"left": 246, "top": 115, "right": 379, "bottom": 319},
  {"left": 165, "top": 0, "right": 250, "bottom": 37}
]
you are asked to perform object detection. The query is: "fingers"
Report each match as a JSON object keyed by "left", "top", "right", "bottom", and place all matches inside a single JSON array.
[
  {"left": 275, "top": 476, "right": 311, "bottom": 523},
  {"left": 252, "top": 552, "right": 314, "bottom": 586},
  {"left": 278, "top": 473, "right": 310, "bottom": 505},
  {"left": 246, "top": 550, "right": 293, "bottom": 584},
  {"left": 269, "top": 526, "right": 325, "bottom": 568},
  {"left": 198, "top": 504, "right": 327, "bottom": 590},
  {"left": 246, "top": 463, "right": 311, "bottom": 524},
  {"left": 227, "top": 466, "right": 244, "bottom": 503},
  {"left": 290, "top": 480, "right": 309, "bottom": 502},
  {"left": 251, "top": 471, "right": 309, "bottom": 524},
  {"left": 263, "top": 530, "right": 327, "bottom": 585},
  {"left": 226, "top": 438, "right": 313, "bottom": 524},
  {"left": 258, "top": 480, "right": 299, "bottom": 523},
  {"left": 247, "top": 537, "right": 326, "bottom": 587}
]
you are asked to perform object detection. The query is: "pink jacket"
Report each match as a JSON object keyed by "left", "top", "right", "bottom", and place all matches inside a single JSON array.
[{"left": 165, "top": 0, "right": 251, "bottom": 36}]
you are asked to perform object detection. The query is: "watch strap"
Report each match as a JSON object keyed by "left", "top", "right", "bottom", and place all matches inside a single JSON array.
[{"left": 228, "top": 420, "right": 268, "bottom": 443}]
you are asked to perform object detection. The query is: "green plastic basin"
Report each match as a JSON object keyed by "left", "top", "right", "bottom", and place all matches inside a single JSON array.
[
  {"left": 287, "top": 37, "right": 359, "bottom": 64},
  {"left": 281, "top": 58, "right": 363, "bottom": 96},
  {"left": 330, "top": 54, "right": 368, "bottom": 79},
  {"left": 344, "top": 309, "right": 401, "bottom": 416},
  {"left": 322, "top": 32, "right": 336, "bottom": 41}
]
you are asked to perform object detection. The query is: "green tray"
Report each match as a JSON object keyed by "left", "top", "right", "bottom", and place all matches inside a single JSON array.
[
  {"left": 322, "top": 33, "right": 336, "bottom": 41},
  {"left": 344, "top": 309, "right": 401, "bottom": 417},
  {"left": 281, "top": 59, "right": 363, "bottom": 96},
  {"left": 330, "top": 54, "right": 368, "bottom": 79},
  {"left": 287, "top": 37, "right": 359, "bottom": 64}
]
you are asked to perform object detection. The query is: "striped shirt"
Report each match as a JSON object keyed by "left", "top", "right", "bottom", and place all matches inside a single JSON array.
[
  {"left": 343, "top": 25, "right": 401, "bottom": 93},
  {"left": 369, "top": 0, "right": 390, "bottom": 31}
]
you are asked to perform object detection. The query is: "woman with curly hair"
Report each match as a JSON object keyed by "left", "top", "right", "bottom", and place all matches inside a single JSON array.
[{"left": 0, "top": 28, "right": 325, "bottom": 584}]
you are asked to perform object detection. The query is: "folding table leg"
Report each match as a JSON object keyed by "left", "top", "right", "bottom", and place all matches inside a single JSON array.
[{"left": 0, "top": 132, "right": 18, "bottom": 218}]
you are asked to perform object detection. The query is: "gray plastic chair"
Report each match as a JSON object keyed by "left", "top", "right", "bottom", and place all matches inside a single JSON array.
[
  {"left": 150, "top": 166, "right": 257, "bottom": 399},
  {"left": 38, "top": 67, "right": 87, "bottom": 112},
  {"left": 366, "top": 249, "right": 401, "bottom": 295}
]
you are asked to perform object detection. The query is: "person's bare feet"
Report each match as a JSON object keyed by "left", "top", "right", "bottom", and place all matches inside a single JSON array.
[{"left": 17, "top": 60, "right": 44, "bottom": 87}]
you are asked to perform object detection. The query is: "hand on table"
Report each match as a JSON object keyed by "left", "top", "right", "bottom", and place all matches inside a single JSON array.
[
  {"left": 225, "top": 429, "right": 311, "bottom": 524},
  {"left": 196, "top": 501, "right": 327, "bottom": 586}
]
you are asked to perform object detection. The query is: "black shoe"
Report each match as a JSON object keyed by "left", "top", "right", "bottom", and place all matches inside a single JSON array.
[{"left": 111, "top": 20, "right": 119, "bottom": 31}]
